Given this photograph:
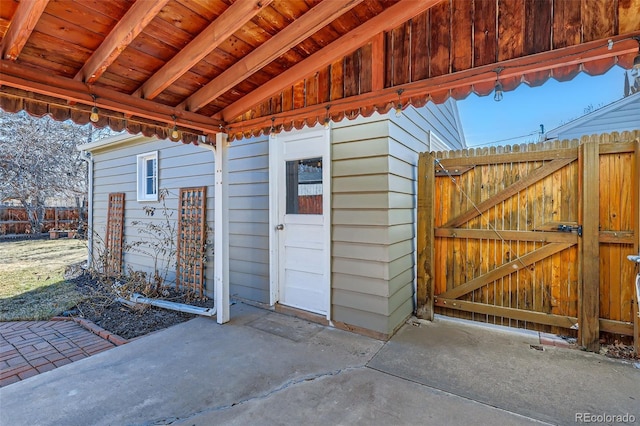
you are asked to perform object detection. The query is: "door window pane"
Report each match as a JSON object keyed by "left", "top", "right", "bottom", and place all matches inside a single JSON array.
[{"left": 286, "top": 157, "right": 322, "bottom": 214}]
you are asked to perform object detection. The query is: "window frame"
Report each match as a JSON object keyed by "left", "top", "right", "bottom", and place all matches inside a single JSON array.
[{"left": 136, "top": 151, "right": 158, "bottom": 202}]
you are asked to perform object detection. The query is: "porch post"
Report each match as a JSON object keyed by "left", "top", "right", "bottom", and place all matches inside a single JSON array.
[
  {"left": 214, "top": 133, "right": 230, "bottom": 324},
  {"left": 634, "top": 137, "right": 640, "bottom": 354}
]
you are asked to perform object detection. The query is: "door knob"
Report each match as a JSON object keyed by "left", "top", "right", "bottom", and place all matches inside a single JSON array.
[{"left": 276, "top": 224, "right": 284, "bottom": 230}]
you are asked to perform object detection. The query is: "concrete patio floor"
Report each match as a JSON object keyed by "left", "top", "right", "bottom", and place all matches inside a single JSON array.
[{"left": 0, "top": 302, "right": 638, "bottom": 426}]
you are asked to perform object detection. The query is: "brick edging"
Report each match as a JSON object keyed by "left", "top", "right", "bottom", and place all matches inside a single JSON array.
[{"left": 51, "top": 316, "right": 128, "bottom": 346}]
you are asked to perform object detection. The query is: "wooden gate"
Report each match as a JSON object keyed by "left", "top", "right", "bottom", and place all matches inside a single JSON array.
[{"left": 417, "top": 132, "right": 640, "bottom": 352}]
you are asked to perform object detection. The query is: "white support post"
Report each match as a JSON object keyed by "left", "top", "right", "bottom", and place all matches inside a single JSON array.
[{"left": 214, "top": 133, "right": 230, "bottom": 324}]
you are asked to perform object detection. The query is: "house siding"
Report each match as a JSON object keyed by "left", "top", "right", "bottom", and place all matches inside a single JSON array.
[
  {"left": 546, "top": 93, "right": 640, "bottom": 140},
  {"left": 227, "top": 136, "right": 270, "bottom": 303},
  {"left": 90, "top": 136, "right": 216, "bottom": 297},
  {"left": 330, "top": 103, "right": 462, "bottom": 336},
  {"left": 85, "top": 98, "right": 463, "bottom": 337}
]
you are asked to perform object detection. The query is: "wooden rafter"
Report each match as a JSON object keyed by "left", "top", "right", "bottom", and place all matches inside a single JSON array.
[
  {"left": 1, "top": 61, "right": 223, "bottom": 134},
  {"left": 0, "top": 0, "right": 48, "bottom": 61},
  {"left": 219, "top": 0, "right": 444, "bottom": 122},
  {"left": 74, "top": 0, "right": 170, "bottom": 83},
  {"left": 182, "top": 0, "right": 365, "bottom": 112},
  {"left": 135, "top": 0, "right": 273, "bottom": 101}
]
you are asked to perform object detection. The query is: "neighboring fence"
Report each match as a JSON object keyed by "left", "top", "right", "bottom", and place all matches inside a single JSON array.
[
  {"left": 417, "top": 131, "right": 639, "bottom": 353},
  {"left": 0, "top": 206, "right": 86, "bottom": 235}
]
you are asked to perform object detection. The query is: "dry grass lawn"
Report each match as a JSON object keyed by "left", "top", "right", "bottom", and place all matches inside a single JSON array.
[{"left": 0, "top": 238, "right": 87, "bottom": 321}]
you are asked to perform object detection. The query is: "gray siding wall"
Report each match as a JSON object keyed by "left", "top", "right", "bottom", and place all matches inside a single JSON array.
[
  {"left": 91, "top": 136, "right": 215, "bottom": 297},
  {"left": 227, "top": 136, "right": 270, "bottom": 303},
  {"left": 331, "top": 103, "right": 462, "bottom": 336},
  {"left": 87, "top": 99, "right": 462, "bottom": 336},
  {"left": 331, "top": 114, "right": 411, "bottom": 335},
  {"left": 420, "top": 98, "right": 466, "bottom": 150}
]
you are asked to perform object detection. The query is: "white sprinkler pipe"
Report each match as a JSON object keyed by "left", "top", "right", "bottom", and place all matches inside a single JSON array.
[{"left": 123, "top": 293, "right": 216, "bottom": 317}]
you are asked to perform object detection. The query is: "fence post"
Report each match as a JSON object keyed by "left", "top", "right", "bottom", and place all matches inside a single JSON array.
[
  {"left": 634, "top": 137, "right": 640, "bottom": 355},
  {"left": 417, "top": 152, "right": 435, "bottom": 320},
  {"left": 579, "top": 139, "right": 600, "bottom": 352}
]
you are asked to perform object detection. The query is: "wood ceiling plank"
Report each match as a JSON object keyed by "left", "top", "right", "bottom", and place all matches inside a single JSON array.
[
  {"left": 135, "top": 0, "right": 273, "bottom": 101},
  {"left": 0, "top": 0, "right": 49, "bottom": 60},
  {"left": 474, "top": 0, "right": 497, "bottom": 66},
  {"left": 524, "top": 0, "right": 551, "bottom": 55},
  {"left": 344, "top": 49, "right": 360, "bottom": 97},
  {"left": 497, "top": 0, "right": 523, "bottom": 62},
  {"left": 220, "top": 0, "right": 443, "bottom": 122},
  {"left": 552, "top": 0, "right": 581, "bottom": 49},
  {"left": 181, "top": 0, "right": 365, "bottom": 113},
  {"left": 392, "top": 21, "right": 411, "bottom": 85},
  {"left": 428, "top": 1, "right": 451, "bottom": 77},
  {"left": 451, "top": 0, "right": 473, "bottom": 73},
  {"left": 618, "top": 0, "right": 640, "bottom": 33},
  {"left": 74, "top": 0, "right": 170, "bottom": 83},
  {"left": 370, "top": 33, "right": 384, "bottom": 91},
  {"left": 581, "top": 0, "right": 616, "bottom": 43}
]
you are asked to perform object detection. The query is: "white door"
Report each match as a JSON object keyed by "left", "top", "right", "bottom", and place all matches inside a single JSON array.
[{"left": 272, "top": 127, "right": 330, "bottom": 316}]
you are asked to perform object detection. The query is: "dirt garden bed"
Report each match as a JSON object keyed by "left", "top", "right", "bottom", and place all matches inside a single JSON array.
[{"left": 63, "top": 270, "right": 214, "bottom": 340}]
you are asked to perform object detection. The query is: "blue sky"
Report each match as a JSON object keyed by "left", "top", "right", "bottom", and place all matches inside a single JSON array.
[{"left": 457, "top": 65, "right": 630, "bottom": 147}]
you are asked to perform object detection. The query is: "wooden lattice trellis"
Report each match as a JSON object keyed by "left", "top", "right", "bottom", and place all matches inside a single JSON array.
[
  {"left": 105, "top": 193, "right": 125, "bottom": 276},
  {"left": 176, "top": 187, "right": 207, "bottom": 296}
]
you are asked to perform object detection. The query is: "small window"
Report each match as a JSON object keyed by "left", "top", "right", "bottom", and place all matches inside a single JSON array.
[
  {"left": 286, "top": 157, "right": 322, "bottom": 214},
  {"left": 137, "top": 151, "right": 158, "bottom": 201}
]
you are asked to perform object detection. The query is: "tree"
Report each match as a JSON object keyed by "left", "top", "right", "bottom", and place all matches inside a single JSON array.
[{"left": 0, "top": 111, "right": 114, "bottom": 233}]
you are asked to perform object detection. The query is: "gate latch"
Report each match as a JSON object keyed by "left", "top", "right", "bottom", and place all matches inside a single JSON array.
[{"left": 557, "top": 224, "right": 582, "bottom": 237}]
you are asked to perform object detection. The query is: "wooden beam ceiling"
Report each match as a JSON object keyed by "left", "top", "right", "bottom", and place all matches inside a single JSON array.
[
  {"left": 181, "top": 0, "right": 365, "bottom": 113},
  {"left": 134, "top": 0, "right": 273, "bottom": 101},
  {"left": 0, "top": 0, "right": 48, "bottom": 61},
  {"left": 226, "top": 34, "right": 640, "bottom": 135},
  {"left": 0, "top": 0, "right": 638, "bottom": 142},
  {"left": 220, "top": 0, "right": 443, "bottom": 122},
  {"left": 74, "top": 0, "right": 171, "bottom": 83}
]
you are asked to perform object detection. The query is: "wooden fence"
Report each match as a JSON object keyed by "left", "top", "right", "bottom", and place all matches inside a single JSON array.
[
  {"left": 417, "top": 131, "right": 639, "bottom": 353},
  {"left": 0, "top": 206, "right": 85, "bottom": 235}
]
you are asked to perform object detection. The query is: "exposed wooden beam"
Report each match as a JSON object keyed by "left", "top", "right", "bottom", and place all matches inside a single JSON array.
[
  {"left": 0, "top": 0, "right": 49, "bottom": 61},
  {"left": 74, "top": 0, "right": 170, "bottom": 83},
  {"left": 227, "top": 33, "right": 640, "bottom": 135},
  {"left": 220, "top": 0, "right": 443, "bottom": 121},
  {"left": 135, "top": 0, "right": 273, "bottom": 101},
  {"left": 1, "top": 61, "right": 223, "bottom": 134},
  {"left": 181, "top": 0, "right": 364, "bottom": 112}
]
